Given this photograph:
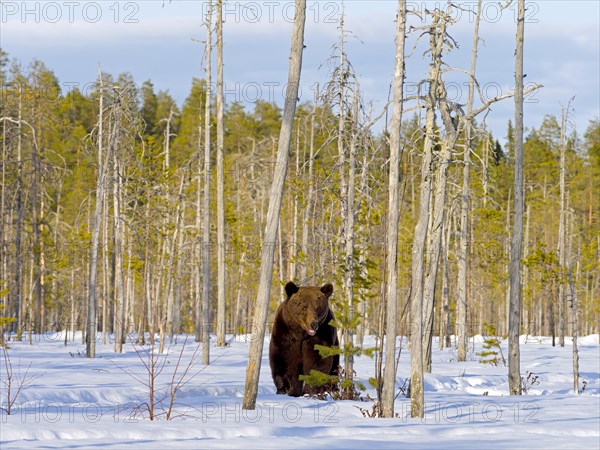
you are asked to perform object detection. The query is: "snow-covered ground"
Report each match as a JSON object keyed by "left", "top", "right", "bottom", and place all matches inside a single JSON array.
[{"left": 1, "top": 333, "right": 599, "bottom": 449}]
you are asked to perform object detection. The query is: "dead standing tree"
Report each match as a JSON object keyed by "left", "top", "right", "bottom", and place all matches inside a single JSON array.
[
  {"left": 557, "top": 98, "right": 574, "bottom": 348},
  {"left": 381, "top": 0, "right": 407, "bottom": 419},
  {"left": 86, "top": 71, "right": 107, "bottom": 358},
  {"left": 215, "top": 0, "right": 227, "bottom": 347},
  {"left": 508, "top": 0, "right": 525, "bottom": 396},
  {"left": 199, "top": 1, "right": 213, "bottom": 365},
  {"left": 409, "top": 9, "right": 448, "bottom": 419},
  {"left": 242, "top": 0, "right": 307, "bottom": 410},
  {"left": 456, "top": 0, "right": 482, "bottom": 363},
  {"left": 410, "top": 4, "right": 541, "bottom": 414}
]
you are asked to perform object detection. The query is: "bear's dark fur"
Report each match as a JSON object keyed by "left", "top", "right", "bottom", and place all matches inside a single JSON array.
[{"left": 269, "top": 281, "right": 339, "bottom": 397}]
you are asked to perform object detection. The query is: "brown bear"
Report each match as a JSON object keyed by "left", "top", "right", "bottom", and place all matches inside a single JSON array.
[{"left": 269, "top": 281, "right": 339, "bottom": 397}]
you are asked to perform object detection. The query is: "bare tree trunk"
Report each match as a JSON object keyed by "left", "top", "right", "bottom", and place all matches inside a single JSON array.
[
  {"left": 508, "top": 0, "right": 525, "bottom": 396},
  {"left": 422, "top": 109, "right": 455, "bottom": 373},
  {"left": 243, "top": 0, "right": 306, "bottom": 410},
  {"left": 102, "top": 192, "right": 109, "bottom": 344},
  {"left": 457, "top": 0, "right": 481, "bottom": 362},
  {"left": 567, "top": 207, "right": 580, "bottom": 393},
  {"left": 289, "top": 131, "right": 300, "bottom": 281},
  {"left": 31, "top": 113, "right": 42, "bottom": 334},
  {"left": 342, "top": 93, "right": 359, "bottom": 391},
  {"left": 335, "top": 12, "right": 352, "bottom": 384},
  {"left": 440, "top": 215, "right": 451, "bottom": 350},
  {"left": 233, "top": 250, "right": 246, "bottom": 334},
  {"left": 421, "top": 6, "right": 461, "bottom": 379},
  {"left": 165, "top": 175, "right": 186, "bottom": 341},
  {"left": 200, "top": 1, "right": 213, "bottom": 364},
  {"left": 86, "top": 72, "right": 107, "bottom": 358},
  {"left": 113, "top": 108, "right": 125, "bottom": 353},
  {"left": 410, "top": 61, "right": 436, "bottom": 419},
  {"left": 523, "top": 202, "right": 530, "bottom": 334},
  {"left": 277, "top": 222, "right": 285, "bottom": 292},
  {"left": 173, "top": 208, "right": 185, "bottom": 335},
  {"left": 568, "top": 268, "right": 580, "bottom": 394},
  {"left": 300, "top": 103, "right": 316, "bottom": 282},
  {"left": 355, "top": 145, "right": 372, "bottom": 344},
  {"left": 215, "top": 0, "right": 227, "bottom": 347},
  {"left": 125, "top": 234, "right": 134, "bottom": 338},
  {"left": 14, "top": 86, "right": 23, "bottom": 338},
  {"left": 0, "top": 119, "right": 6, "bottom": 334},
  {"left": 194, "top": 103, "right": 203, "bottom": 343},
  {"left": 557, "top": 99, "right": 573, "bottom": 347},
  {"left": 381, "top": 0, "right": 406, "bottom": 418}
]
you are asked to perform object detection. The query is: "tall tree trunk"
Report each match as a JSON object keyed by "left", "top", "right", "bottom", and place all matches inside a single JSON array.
[
  {"left": 86, "top": 73, "right": 107, "bottom": 358},
  {"left": 243, "top": 0, "right": 306, "bottom": 410},
  {"left": 335, "top": 12, "right": 352, "bottom": 383},
  {"left": 508, "top": 0, "right": 525, "bottom": 396},
  {"left": 165, "top": 175, "right": 186, "bottom": 341},
  {"left": 568, "top": 267, "right": 580, "bottom": 393},
  {"left": 342, "top": 93, "right": 359, "bottom": 392},
  {"left": 200, "top": 1, "right": 213, "bottom": 364},
  {"left": 457, "top": 0, "right": 481, "bottom": 362},
  {"left": 410, "top": 10, "right": 447, "bottom": 418},
  {"left": 113, "top": 107, "right": 125, "bottom": 353},
  {"left": 568, "top": 207, "right": 580, "bottom": 393},
  {"left": 410, "top": 61, "right": 435, "bottom": 419},
  {"left": 439, "top": 213, "right": 452, "bottom": 350},
  {"left": 504, "top": 188, "right": 512, "bottom": 336},
  {"left": 300, "top": 103, "right": 316, "bottom": 282},
  {"left": 216, "top": 0, "right": 227, "bottom": 347},
  {"left": 381, "top": 0, "right": 406, "bottom": 418},
  {"left": 102, "top": 191, "right": 109, "bottom": 344},
  {"left": 0, "top": 119, "right": 6, "bottom": 333},
  {"left": 289, "top": 131, "right": 300, "bottom": 281},
  {"left": 31, "top": 111, "right": 42, "bottom": 334},
  {"left": 14, "top": 86, "right": 23, "bottom": 338},
  {"left": 523, "top": 202, "right": 530, "bottom": 333},
  {"left": 557, "top": 99, "right": 573, "bottom": 347},
  {"left": 194, "top": 100, "right": 203, "bottom": 343},
  {"left": 422, "top": 88, "right": 456, "bottom": 373}
]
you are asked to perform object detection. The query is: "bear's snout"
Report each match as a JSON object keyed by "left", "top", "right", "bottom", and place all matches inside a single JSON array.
[{"left": 308, "top": 321, "right": 319, "bottom": 336}]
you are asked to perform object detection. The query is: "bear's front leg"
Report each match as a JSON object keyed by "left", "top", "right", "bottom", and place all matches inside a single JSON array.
[
  {"left": 288, "top": 363, "right": 304, "bottom": 397},
  {"left": 270, "top": 339, "right": 290, "bottom": 394}
]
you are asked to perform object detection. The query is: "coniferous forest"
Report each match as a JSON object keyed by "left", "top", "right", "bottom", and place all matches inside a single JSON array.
[
  {"left": 1, "top": 46, "right": 598, "bottom": 342},
  {"left": 0, "top": 1, "right": 598, "bottom": 402}
]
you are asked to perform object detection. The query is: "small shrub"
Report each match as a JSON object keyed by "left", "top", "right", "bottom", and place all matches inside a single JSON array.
[
  {"left": 1, "top": 346, "right": 44, "bottom": 415},
  {"left": 477, "top": 323, "right": 506, "bottom": 366},
  {"left": 521, "top": 371, "right": 540, "bottom": 394},
  {"left": 300, "top": 343, "right": 378, "bottom": 401}
]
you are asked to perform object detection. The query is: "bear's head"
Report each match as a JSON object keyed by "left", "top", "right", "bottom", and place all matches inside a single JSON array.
[{"left": 282, "top": 281, "right": 333, "bottom": 336}]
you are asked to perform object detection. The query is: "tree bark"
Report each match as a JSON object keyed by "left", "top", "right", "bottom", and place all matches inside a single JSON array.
[
  {"left": 381, "top": 0, "right": 406, "bottom": 418},
  {"left": 422, "top": 92, "right": 455, "bottom": 372},
  {"left": 216, "top": 0, "right": 227, "bottom": 347},
  {"left": 508, "top": 0, "right": 525, "bottom": 396},
  {"left": 300, "top": 102, "right": 316, "bottom": 282},
  {"left": 410, "top": 54, "right": 438, "bottom": 420},
  {"left": 112, "top": 105, "right": 125, "bottom": 353},
  {"left": 243, "top": 0, "right": 306, "bottom": 410},
  {"left": 200, "top": 1, "right": 213, "bottom": 364},
  {"left": 342, "top": 93, "right": 359, "bottom": 392},
  {"left": 557, "top": 99, "right": 573, "bottom": 347},
  {"left": 457, "top": 0, "right": 481, "bottom": 362},
  {"left": 14, "top": 86, "right": 23, "bottom": 338},
  {"left": 86, "top": 72, "right": 107, "bottom": 358}
]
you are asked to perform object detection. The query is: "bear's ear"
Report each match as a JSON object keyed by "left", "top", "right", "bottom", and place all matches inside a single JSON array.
[
  {"left": 320, "top": 283, "right": 333, "bottom": 298},
  {"left": 285, "top": 281, "right": 299, "bottom": 298}
]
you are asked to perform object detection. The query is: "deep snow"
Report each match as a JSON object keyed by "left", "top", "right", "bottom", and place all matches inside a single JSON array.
[{"left": 1, "top": 333, "right": 599, "bottom": 449}]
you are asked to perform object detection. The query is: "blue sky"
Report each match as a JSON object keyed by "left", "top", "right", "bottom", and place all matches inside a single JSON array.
[{"left": 1, "top": 0, "right": 599, "bottom": 142}]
